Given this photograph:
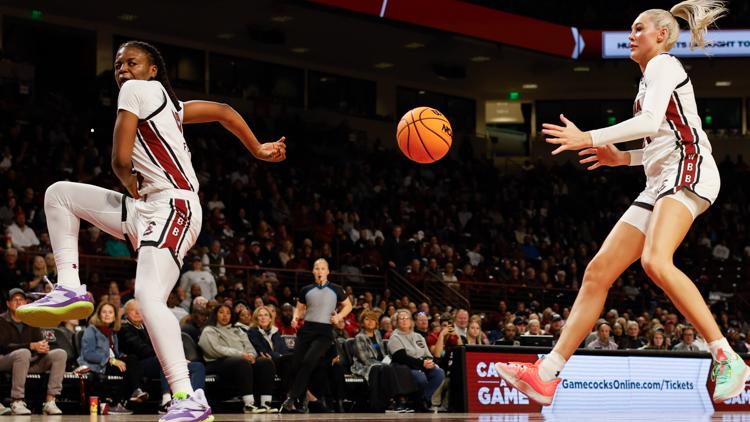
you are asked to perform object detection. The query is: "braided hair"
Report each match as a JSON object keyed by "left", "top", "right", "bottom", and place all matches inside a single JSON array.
[{"left": 117, "top": 40, "right": 181, "bottom": 111}]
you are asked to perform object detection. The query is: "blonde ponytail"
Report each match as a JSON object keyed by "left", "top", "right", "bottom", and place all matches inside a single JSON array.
[{"left": 669, "top": 0, "right": 727, "bottom": 49}]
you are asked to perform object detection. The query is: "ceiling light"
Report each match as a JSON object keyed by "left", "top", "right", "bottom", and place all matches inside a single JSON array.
[
  {"left": 470, "top": 56, "right": 491, "bottom": 63},
  {"left": 117, "top": 13, "right": 137, "bottom": 22},
  {"left": 522, "top": 83, "right": 538, "bottom": 89},
  {"left": 270, "top": 15, "right": 293, "bottom": 23},
  {"left": 217, "top": 33, "right": 236, "bottom": 40},
  {"left": 291, "top": 47, "right": 309, "bottom": 53},
  {"left": 418, "top": 90, "right": 426, "bottom": 95},
  {"left": 404, "top": 42, "right": 424, "bottom": 49},
  {"left": 374, "top": 62, "right": 394, "bottom": 69},
  {"left": 573, "top": 66, "right": 590, "bottom": 72},
  {"left": 715, "top": 81, "right": 732, "bottom": 87}
]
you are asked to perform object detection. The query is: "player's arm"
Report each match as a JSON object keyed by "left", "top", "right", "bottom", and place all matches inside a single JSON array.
[
  {"left": 182, "top": 100, "right": 286, "bottom": 162},
  {"left": 588, "top": 56, "right": 683, "bottom": 147},
  {"left": 112, "top": 110, "right": 141, "bottom": 199}
]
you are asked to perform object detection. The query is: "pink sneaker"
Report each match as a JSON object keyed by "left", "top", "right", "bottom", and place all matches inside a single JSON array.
[{"left": 495, "top": 360, "right": 560, "bottom": 406}]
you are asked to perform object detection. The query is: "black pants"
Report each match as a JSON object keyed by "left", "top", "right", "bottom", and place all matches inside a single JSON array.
[
  {"left": 102, "top": 354, "right": 143, "bottom": 402},
  {"left": 288, "top": 322, "right": 333, "bottom": 400},
  {"left": 206, "top": 356, "right": 275, "bottom": 396},
  {"left": 309, "top": 359, "right": 346, "bottom": 401}
]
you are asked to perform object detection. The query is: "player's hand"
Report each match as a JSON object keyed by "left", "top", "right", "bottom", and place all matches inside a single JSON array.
[
  {"left": 578, "top": 145, "right": 629, "bottom": 170},
  {"left": 255, "top": 137, "right": 286, "bottom": 162},
  {"left": 543, "top": 114, "right": 593, "bottom": 155}
]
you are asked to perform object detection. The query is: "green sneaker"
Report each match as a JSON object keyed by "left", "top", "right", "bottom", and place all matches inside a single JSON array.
[{"left": 712, "top": 348, "right": 750, "bottom": 403}]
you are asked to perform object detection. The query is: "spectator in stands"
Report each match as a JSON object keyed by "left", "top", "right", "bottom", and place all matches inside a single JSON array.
[
  {"left": 525, "top": 319, "right": 545, "bottom": 336},
  {"left": 351, "top": 309, "right": 416, "bottom": 412},
  {"left": 277, "top": 303, "right": 297, "bottom": 335},
  {"left": 388, "top": 309, "right": 445, "bottom": 411},
  {"left": 26, "top": 255, "right": 51, "bottom": 293},
  {"left": 612, "top": 322, "right": 625, "bottom": 347},
  {"left": 621, "top": 321, "right": 647, "bottom": 349},
  {"left": 547, "top": 314, "right": 564, "bottom": 342},
  {"left": 466, "top": 320, "right": 489, "bottom": 345},
  {"left": 168, "top": 290, "right": 188, "bottom": 322},
  {"left": 429, "top": 317, "right": 463, "bottom": 362},
  {"left": 119, "top": 299, "right": 206, "bottom": 412},
  {"left": 179, "top": 256, "right": 218, "bottom": 300},
  {"left": 641, "top": 328, "right": 669, "bottom": 350},
  {"left": 672, "top": 326, "right": 701, "bottom": 352},
  {"left": 198, "top": 304, "right": 277, "bottom": 413},
  {"left": 414, "top": 312, "right": 430, "bottom": 340},
  {"left": 454, "top": 309, "right": 470, "bottom": 339},
  {"left": 247, "top": 305, "right": 290, "bottom": 359},
  {"left": 497, "top": 323, "right": 520, "bottom": 346},
  {"left": 728, "top": 328, "right": 748, "bottom": 353},
  {"left": 383, "top": 225, "right": 409, "bottom": 270},
  {"left": 586, "top": 322, "right": 618, "bottom": 350},
  {"left": 0, "top": 248, "right": 27, "bottom": 303},
  {"left": 0, "top": 288, "right": 65, "bottom": 415},
  {"left": 181, "top": 305, "right": 209, "bottom": 345},
  {"left": 6, "top": 210, "right": 39, "bottom": 250},
  {"left": 77, "top": 302, "right": 144, "bottom": 414},
  {"left": 380, "top": 315, "right": 393, "bottom": 339}
]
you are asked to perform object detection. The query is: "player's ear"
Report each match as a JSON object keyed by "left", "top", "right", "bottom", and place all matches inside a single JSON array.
[{"left": 148, "top": 64, "right": 158, "bottom": 79}]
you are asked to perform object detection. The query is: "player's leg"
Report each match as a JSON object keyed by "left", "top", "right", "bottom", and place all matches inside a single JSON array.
[
  {"left": 17, "top": 182, "right": 128, "bottom": 327},
  {"left": 642, "top": 194, "right": 749, "bottom": 402},
  {"left": 496, "top": 215, "right": 645, "bottom": 405},
  {"left": 138, "top": 246, "right": 213, "bottom": 422}
]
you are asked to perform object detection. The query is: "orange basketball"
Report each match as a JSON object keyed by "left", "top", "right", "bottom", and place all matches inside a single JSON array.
[{"left": 396, "top": 107, "right": 452, "bottom": 164}]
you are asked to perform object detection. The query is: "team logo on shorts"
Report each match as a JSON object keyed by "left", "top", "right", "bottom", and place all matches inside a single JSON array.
[{"left": 143, "top": 221, "right": 157, "bottom": 236}]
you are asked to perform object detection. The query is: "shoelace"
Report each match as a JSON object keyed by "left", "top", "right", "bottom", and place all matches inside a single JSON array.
[{"left": 712, "top": 358, "right": 732, "bottom": 383}]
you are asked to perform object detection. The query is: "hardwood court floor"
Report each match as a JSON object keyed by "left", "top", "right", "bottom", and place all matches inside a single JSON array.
[{"left": 7, "top": 412, "right": 750, "bottom": 422}]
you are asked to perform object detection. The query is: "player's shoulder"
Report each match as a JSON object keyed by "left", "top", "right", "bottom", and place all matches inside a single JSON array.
[
  {"left": 119, "top": 79, "right": 164, "bottom": 97},
  {"left": 646, "top": 53, "right": 683, "bottom": 73}
]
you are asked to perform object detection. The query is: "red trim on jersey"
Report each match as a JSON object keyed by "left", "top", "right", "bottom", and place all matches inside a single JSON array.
[
  {"left": 137, "top": 122, "right": 191, "bottom": 190},
  {"left": 666, "top": 96, "right": 699, "bottom": 189},
  {"left": 159, "top": 198, "right": 189, "bottom": 251}
]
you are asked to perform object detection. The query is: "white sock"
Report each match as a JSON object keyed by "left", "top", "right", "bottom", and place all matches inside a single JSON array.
[
  {"left": 539, "top": 351, "right": 566, "bottom": 382},
  {"left": 243, "top": 395, "right": 255, "bottom": 406},
  {"left": 709, "top": 337, "right": 735, "bottom": 360},
  {"left": 260, "top": 395, "right": 273, "bottom": 407},
  {"left": 161, "top": 393, "right": 171, "bottom": 406}
]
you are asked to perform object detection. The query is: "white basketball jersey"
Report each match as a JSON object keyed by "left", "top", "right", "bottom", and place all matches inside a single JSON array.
[
  {"left": 117, "top": 80, "right": 199, "bottom": 196},
  {"left": 590, "top": 54, "right": 713, "bottom": 179},
  {"left": 633, "top": 54, "right": 712, "bottom": 178}
]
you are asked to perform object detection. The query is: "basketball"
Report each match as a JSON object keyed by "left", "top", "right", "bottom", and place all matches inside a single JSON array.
[{"left": 397, "top": 107, "right": 452, "bottom": 164}]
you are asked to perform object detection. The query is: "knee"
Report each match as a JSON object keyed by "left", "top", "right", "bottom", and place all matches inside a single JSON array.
[
  {"left": 44, "top": 181, "right": 72, "bottom": 207},
  {"left": 11, "top": 348, "right": 31, "bottom": 362},
  {"left": 641, "top": 253, "right": 671, "bottom": 285},
  {"left": 581, "top": 256, "right": 614, "bottom": 290},
  {"left": 432, "top": 367, "right": 445, "bottom": 382},
  {"left": 49, "top": 349, "right": 67, "bottom": 362}
]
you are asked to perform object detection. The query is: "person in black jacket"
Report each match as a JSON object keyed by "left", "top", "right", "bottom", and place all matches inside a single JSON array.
[
  {"left": 0, "top": 288, "right": 66, "bottom": 415},
  {"left": 120, "top": 299, "right": 206, "bottom": 411}
]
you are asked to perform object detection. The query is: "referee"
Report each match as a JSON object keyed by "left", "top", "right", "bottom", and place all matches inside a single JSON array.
[{"left": 280, "top": 258, "right": 353, "bottom": 413}]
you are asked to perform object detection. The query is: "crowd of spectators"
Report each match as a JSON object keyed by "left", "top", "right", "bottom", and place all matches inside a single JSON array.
[{"left": 1, "top": 74, "right": 750, "bottom": 414}]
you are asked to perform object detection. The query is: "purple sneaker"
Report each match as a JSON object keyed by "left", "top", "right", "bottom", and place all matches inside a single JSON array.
[
  {"left": 16, "top": 284, "right": 94, "bottom": 328},
  {"left": 159, "top": 389, "right": 213, "bottom": 422}
]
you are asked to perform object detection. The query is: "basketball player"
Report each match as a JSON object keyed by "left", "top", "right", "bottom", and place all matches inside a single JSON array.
[
  {"left": 17, "top": 40, "right": 286, "bottom": 422},
  {"left": 495, "top": 0, "right": 749, "bottom": 406},
  {"left": 280, "top": 258, "right": 353, "bottom": 413}
]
